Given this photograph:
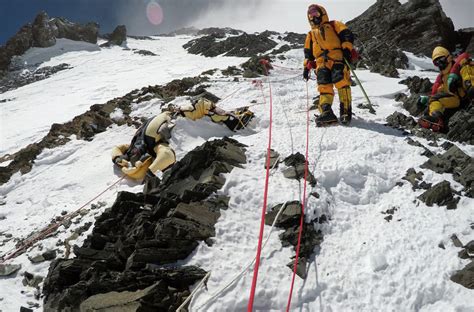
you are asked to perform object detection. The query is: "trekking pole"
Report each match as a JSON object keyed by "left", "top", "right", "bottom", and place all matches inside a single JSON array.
[{"left": 344, "top": 58, "right": 375, "bottom": 114}]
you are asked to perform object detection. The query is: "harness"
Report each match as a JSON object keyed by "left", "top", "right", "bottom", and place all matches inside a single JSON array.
[
  {"left": 126, "top": 119, "right": 153, "bottom": 165},
  {"left": 311, "top": 22, "right": 343, "bottom": 63}
]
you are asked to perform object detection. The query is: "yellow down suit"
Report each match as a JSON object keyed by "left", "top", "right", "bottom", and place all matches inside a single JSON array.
[
  {"left": 304, "top": 4, "right": 354, "bottom": 113},
  {"left": 111, "top": 98, "right": 249, "bottom": 180}
]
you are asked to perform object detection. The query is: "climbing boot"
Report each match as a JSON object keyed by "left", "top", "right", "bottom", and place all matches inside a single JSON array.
[
  {"left": 339, "top": 102, "right": 352, "bottom": 125},
  {"left": 315, "top": 104, "right": 338, "bottom": 127},
  {"left": 418, "top": 111, "right": 444, "bottom": 132},
  {"left": 338, "top": 87, "right": 352, "bottom": 125}
]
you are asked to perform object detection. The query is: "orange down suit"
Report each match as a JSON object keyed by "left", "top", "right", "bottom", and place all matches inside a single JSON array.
[{"left": 304, "top": 5, "right": 354, "bottom": 111}]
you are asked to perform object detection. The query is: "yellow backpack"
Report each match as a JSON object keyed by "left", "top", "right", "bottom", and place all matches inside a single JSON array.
[{"left": 460, "top": 58, "right": 474, "bottom": 101}]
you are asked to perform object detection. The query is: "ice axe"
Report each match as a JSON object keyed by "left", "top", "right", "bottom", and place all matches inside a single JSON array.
[{"left": 344, "top": 58, "right": 375, "bottom": 114}]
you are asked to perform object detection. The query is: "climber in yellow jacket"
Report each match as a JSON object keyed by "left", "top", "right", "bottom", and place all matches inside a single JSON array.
[
  {"left": 112, "top": 98, "right": 254, "bottom": 180},
  {"left": 417, "top": 46, "right": 472, "bottom": 132},
  {"left": 303, "top": 4, "right": 355, "bottom": 125}
]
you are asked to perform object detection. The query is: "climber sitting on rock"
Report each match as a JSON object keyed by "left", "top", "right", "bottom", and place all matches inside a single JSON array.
[
  {"left": 111, "top": 98, "right": 254, "bottom": 180},
  {"left": 417, "top": 46, "right": 472, "bottom": 132}
]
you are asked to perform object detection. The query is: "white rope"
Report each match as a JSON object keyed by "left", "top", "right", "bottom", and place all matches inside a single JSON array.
[
  {"left": 176, "top": 271, "right": 211, "bottom": 312},
  {"left": 191, "top": 201, "right": 291, "bottom": 311}
]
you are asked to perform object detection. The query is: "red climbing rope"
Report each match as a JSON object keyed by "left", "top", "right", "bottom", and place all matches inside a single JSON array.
[
  {"left": 247, "top": 60, "right": 274, "bottom": 312},
  {"left": 0, "top": 175, "right": 126, "bottom": 264},
  {"left": 285, "top": 82, "right": 311, "bottom": 311}
]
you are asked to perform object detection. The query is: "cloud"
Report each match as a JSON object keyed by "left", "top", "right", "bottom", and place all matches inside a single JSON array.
[
  {"left": 113, "top": 0, "right": 473, "bottom": 36},
  {"left": 114, "top": 0, "right": 265, "bottom": 35}
]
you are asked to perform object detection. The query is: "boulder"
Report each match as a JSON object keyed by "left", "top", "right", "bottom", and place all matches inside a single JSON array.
[
  {"left": 347, "top": 0, "right": 457, "bottom": 76},
  {"left": 0, "top": 263, "right": 21, "bottom": 276},
  {"left": 451, "top": 260, "right": 474, "bottom": 289},
  {"left": 421, "top": 145, "right": 473, "bottom": 196},
  {"left": 241, "top": 55, "right": 272, "bottom": 78},
  {"left": 265, "top": 201, "right": 301, "bottom": 227},
  {"left": 183, "top": 31, "right": 277, "bottom": 57},
  {"left": 282, "top": 153, "right": 317, "bottom": 187},
  {"left": 447, "top": 105, "right": 474, "bottom": 145},
  {"left": 101, "top": 25, "right": 127, "bottom": 47},
  {"left": 52, "top": 18, "right": 98, "bottom": 44},
  {"left": 399, "top": 76, "right": 433, "bottom": 94},
  {"left": 79, "top": 281, "right": 168, "bottom": 312},
  {"left": 31, "top": 11, "right": 56, "bottom": 47},
  {"left": 418, "top": 180, "right": 459, "bottom": 209}
]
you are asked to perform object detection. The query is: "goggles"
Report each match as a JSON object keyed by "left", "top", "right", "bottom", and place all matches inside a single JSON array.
[
  {"left": 433, "top": 56, "right": 448, "bottom": 68},
  {"left": 308, "top": 5, "right": 322, "bottom": 18}
]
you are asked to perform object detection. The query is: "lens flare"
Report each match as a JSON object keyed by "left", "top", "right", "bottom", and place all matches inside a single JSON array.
[{"left": 146, "top": 1, "right": 164, "bottom": 25}]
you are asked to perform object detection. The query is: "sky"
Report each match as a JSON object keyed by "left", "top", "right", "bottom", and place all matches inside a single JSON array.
[{"left": 0, "top": 0, "right": 473, "bottom": 45}]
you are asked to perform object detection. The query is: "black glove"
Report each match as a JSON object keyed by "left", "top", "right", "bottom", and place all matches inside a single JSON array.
[
  {"left": 113, "top": 155, "right": 126, "bottom": 165},
  {"left": 343, "top": 49, "right": 352, "bottom": 63},
  {"left": 303, "top": 68, "right": 309, "bottom": 81}
]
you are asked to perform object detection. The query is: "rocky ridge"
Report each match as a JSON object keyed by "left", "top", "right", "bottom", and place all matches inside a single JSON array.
[
  {"left": 347, "top": 0, "right": 472, "bottom": 77},
  {"left": 43, "top": 137, "right": 247, "bottom": 311},
  {"left": 0, "top": 11, "right": 98, "bottom": 74},
  {"left": 0, "top": 76, "right": 209, "bottom": 185}
]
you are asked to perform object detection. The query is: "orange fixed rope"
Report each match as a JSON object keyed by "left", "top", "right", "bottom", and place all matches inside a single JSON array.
[
  {"left": 285, "top": 82, "right": 311, "bottom": 311},
  {"left": 0, "top": 175, "right": 126, "bottom": 263}
]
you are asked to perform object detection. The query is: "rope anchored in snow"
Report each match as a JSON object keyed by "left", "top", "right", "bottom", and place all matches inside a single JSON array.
[
  {"left": 247, "top": 59, "right": 274, "bottom": 312},
  {"left": 0, "top": 175, "right": 125, "bottom": 264},
  {"left": 286, "top": 82, "right": 312, "bottom": 311},
  {"left": 190, "top": 201, "right": 291, "bottom": 311}
]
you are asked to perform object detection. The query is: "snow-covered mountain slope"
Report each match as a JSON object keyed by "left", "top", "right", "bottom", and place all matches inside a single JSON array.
[
  {"left": 0, "top": 37, "right": 245, "bottom": 156},
  {"left": 0, "top": 34, "right": 473, "bottom": 312}
]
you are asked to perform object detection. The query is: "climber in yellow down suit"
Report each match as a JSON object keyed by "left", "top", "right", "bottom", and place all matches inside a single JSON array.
[
  {"left": 303, "top": 4, "right": 355, "bottom": 125},
  {"left": 112, "top": 98, "right": 254, "bottom": 180}
]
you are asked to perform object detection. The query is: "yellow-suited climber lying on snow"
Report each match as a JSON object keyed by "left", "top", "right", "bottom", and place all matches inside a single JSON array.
[
  {"left": 303, "top": 4, "right": 356, "bottom": 126},
  {"left": 111, "top": 98, "right": 254, "bottom": 180}
]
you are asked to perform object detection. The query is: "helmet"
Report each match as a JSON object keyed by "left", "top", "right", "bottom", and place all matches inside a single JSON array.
[
  {"left": 307, "top": 4, "right": 328, "bottom": 26},
  {"left": 432, "top": 46, "right": 451, "bottom": 70},
  {"left": 432, "top": 46, "right": 450, "bottom": 62}
]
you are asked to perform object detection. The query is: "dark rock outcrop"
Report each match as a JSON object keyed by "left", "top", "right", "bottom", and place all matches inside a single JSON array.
[
  {"left": 133, "top": 49, "right": 156, "bottom": 56},
  {"left": 241, "top": 55, "right": 272, "bottom": 78},
  {"left": 51, "top": 17, "right": 98, "bottom": 44},
  {"left": 418, "top": 180, "right": 459, "bottom": 209},
  {"left": 0, "top": 63, "right": 70, "bottom": 94},
  {"left": 282, "top": 32, "right": 306, "bottom": 49},
  {"left": 401, "top": 168, "right": 431, "bottom": 190},
  {"left": 197, "top": 27, "right": 242, "bottom": 37},
  {"left": 347, "top": 0, "right": 459, "bottom": 76},
  {"left": 0, "top": 11, "right": 98, "bottom": 72},
  {"left": 421, "top": 145, "right": 473, "bottom": 197},
  {"left": 43, "top": 138, "right": 247, "bottom": 311},
  {"left": 101, "top": 25, "right": 127, "bottom": 47},
  {"left": 457, "top": 27, "right": 474, "bottom": 55},
  {"left": 265, "top": 202, "right": 324, "bottom": 278},
  {"left": 183, "top": 31, "right": 277, "bottom": 57},
  {"left": 451, "top": 260, "right": 474, "bottom": 289},
  {"left": 281, "top": 153, "right": 317, "bottom": 187},
  {"left": 446, "top": 105, "right": 474, "bottom": 144},
  {"left": 399, "top": 76, "right": 433, "bottom": 95},
  {"left": 386, "top": 111, "right": 418, "bottom": 130},
  {"left": 385, "top": 110, "right": 473, "bottom": 145},
  {"left": 31, "top": 11, "right": 56, "bottom": 47}
]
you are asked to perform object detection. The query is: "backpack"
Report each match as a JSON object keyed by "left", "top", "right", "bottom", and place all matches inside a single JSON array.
[{"left": 452, "top": 53, "right": 474, "bottom": 102}]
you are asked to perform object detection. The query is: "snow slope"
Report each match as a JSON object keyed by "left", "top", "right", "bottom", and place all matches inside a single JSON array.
[{"left": 0, "top": 35, "right": 473, "bottom": 312}]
